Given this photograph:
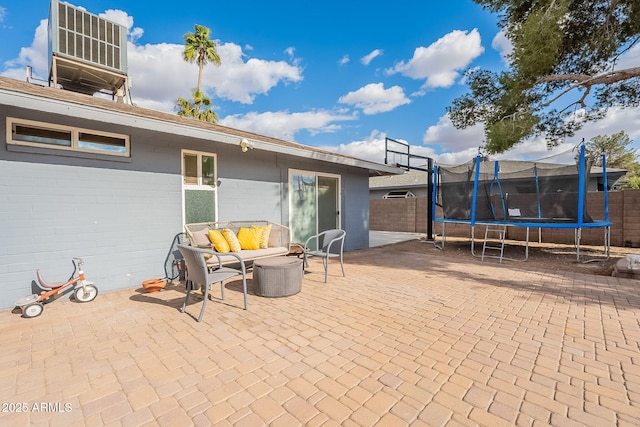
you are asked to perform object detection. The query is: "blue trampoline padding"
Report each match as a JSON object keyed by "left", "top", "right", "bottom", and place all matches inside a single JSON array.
[{"left": 434, "top": 218, "right": 612, "bottom": 229}]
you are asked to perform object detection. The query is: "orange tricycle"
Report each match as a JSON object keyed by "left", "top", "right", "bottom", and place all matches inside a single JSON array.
[{"left": 16, "top": 257, "right": 98, "bottom": 318}]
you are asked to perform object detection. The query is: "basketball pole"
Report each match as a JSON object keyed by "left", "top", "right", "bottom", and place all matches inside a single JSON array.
[{"left": 384, "top": 137, "right": 434, "bottom": 241}]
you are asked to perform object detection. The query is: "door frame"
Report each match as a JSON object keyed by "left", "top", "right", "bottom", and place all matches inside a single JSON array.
[{"left": 288, "top": 168, "right": 342, "bottom": 244}]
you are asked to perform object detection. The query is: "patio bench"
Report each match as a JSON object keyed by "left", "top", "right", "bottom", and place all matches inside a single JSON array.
[{"left": 184, "top": 220, "right": 291, "bottom": 268}]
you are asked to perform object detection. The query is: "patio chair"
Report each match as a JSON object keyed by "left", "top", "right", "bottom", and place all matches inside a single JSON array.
[
  {"left": 177, "top": 244, "right": 247, "bottom": 322},
  {"left": 303, "top": 229, "right": 346, "bottom": 283}
]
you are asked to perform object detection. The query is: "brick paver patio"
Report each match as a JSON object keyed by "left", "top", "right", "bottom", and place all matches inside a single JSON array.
[{"left": 2, "top": 246, "right": 640, "bottom": 426}]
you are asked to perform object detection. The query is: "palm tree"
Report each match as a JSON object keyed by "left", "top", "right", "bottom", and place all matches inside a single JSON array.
[
  {"left": 182, "top": 24, "right": 221, "bottom": 93},
  {"left": 176, "top": 90, "right": 218, "bottom": 123},
  {"left": 191, "top": 91, "right": 218, "bottom": 122},
  {"left": 176, "top": 96, "right": 196, "bottom": 118}
]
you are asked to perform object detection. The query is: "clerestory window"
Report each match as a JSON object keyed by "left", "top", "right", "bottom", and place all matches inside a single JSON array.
[{"left": 7, "top": 117, "right": 129, "bottom": 157}]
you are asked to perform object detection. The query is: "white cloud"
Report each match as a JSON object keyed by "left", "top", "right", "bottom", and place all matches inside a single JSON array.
[
  {"left": 417, "top": 115, "right": 487, "bottom": 164},
  {"left": 387, "top": 29, "right": 484, "bottom": 88},
  {"left": 219, "top": 110, "right": 356, "bottom": 141},
  {"left": 338, "top": 54, "right": 350, "bottom": 66},
  {"left": 317, "top": 131, "right": 377, "bottom": 163},
  {"left": 100, "top": 9, "right": 144, "bottom": 42},
  {"left": 578, "top": 106, "right": 640, "bottom": 144},
  {"left": 322, "top": 131, "right": 475, "bottom": 166},
  {"left": 114, "top": 10, "right": 303, "bottom": 106},
  {"left": 615, "top": 43, "right": 640, "bottom": 71},
  {"left": 125, "top": 42, "right": 194, "bottom": 104},
  {"left": 318, "top": 130, "right": 437, "bottom": 165},
  {"left": 2, "top": 19, "right": 48, "bottom": 79},
  {"left": 0, "top": 7, "right": 6, "bottom": 23},
  {"left": 361, "top": 49, "right": 383, "bottom": 65},
  {"left": 338, "top": 83, "right": 410, "bottom": 115},
  {"left": 317, "top": 130, "right": 390, "bottom": 163},
  {"left": 423, "top": 114, "right": 485, "bottom": 152},
  {"left": 500, "top": 139, "right": 579, "bottom": 163},
  {"left": 507, "top": 107, "right": 640, "bottom": 163},
  {"left": 1, "top": 66, "right": 30, "bottom": 81},
  {"left": 1, "top": 10, "right": 303, "bottom": 111},
  {"left": 491, "top": 29, "right": 512, "bottom": 64},
  {"left": 127, "top": 40, "right": 303, "bottom": 107},
  {"left": 203, "top": 42, "right": 303, "bottom": 104}
]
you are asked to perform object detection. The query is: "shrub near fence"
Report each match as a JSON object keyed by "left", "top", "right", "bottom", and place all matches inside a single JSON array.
[{"left": 369, "top": 189, "right": 640, "bottom": 247}]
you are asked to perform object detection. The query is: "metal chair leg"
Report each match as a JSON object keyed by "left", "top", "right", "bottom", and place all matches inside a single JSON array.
[
  {"left": 182, "top": 280, "right": 192, "bottom": 313},
  {"left": 197, "top": 284, "right": 209, "bottom": 322},
  {"left": 241, "top": 276, "right": 247, "bottom": 310}
]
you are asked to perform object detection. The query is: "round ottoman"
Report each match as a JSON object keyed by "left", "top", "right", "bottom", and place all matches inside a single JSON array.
[{"left": 253, "top": 257, "right": 303, "bottom": 297}]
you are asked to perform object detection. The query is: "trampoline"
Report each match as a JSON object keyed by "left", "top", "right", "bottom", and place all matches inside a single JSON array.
[{"left": 432, "top": 145, "right": 612, "bottom": 262}]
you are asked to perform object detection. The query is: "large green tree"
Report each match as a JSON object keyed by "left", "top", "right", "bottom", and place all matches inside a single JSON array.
[
  {"left": 582, "top": 131, "right": 640, "bottom": 188},
  {"left": 449, "top": 0, "right": 640, "bottom": 154},
  {"left": 182, "top": 24, "right": 221, "bottom": 93},
  {"left": 583, "top": 131, "right": 637, "bottom": 168}
]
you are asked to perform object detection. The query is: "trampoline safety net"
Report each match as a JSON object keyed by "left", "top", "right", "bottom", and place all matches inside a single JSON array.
[{"left": 438, "top": 158, "right": 593, "bottom": 223}]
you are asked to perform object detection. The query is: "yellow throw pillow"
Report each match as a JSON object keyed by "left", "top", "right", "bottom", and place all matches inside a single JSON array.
[
  {"left": 222, "top": 228, "right": 242, "bottom": 252},
  {"left": 251, "top": 224, "right": 272, "bottom": 249},
  {"left": 208, "top": 229, "right": 230, "bottom": 253},
  {"left": 238, "top": 227, "right": 261, "bottom": 250}
]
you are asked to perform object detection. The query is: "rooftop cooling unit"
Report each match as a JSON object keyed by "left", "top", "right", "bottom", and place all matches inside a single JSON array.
[{"left": 48, "top": 0, "right": 128, "bottom": 99}]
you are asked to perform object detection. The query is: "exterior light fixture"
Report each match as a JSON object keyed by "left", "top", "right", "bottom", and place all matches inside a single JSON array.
[{"left": 240, "top": 138, "right": 254, "bottom": 152}]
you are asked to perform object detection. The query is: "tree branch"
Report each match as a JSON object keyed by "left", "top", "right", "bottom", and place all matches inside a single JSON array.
[
  {"left": 534, "top": 67, "right": 640, "bottom": 109},
  {"left": 537, "top": 67, "right": 640, "bottom": 86}
]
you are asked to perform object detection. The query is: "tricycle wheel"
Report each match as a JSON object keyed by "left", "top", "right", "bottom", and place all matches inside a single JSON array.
[
  {"left": 22, "top": 302, "right": 44, "bottom": 318},
  {"left": 74, "top": 284, "right": 98, "bottom": 302}
]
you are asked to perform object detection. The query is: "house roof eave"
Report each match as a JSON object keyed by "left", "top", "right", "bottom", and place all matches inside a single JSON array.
[{"left": 0, "top": 77, "right": 402, "bottom": 177}]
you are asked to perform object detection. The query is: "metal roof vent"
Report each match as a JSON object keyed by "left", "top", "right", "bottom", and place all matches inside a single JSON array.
[{"left": 48, "top": 0, "right": 129, "bottom": 101}]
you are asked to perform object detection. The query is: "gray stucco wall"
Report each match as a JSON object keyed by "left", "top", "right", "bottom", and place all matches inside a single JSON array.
[
  {"left": 343, "top": 170, "right": 371, "bottom": 249},
  {"left": 0, "top": 108, "right": 182, "bottom": 310},
  {"left": 213, "top": 145, "right": 287, "bottom": 225},
  {"left": 0, "top": 159, "right": 182, "bottom": 311},
  {"left": 0, "top": 104, "right": 370, "bottom": 310}
]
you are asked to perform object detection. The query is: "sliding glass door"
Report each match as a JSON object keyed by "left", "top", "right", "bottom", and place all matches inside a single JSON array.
[{"left": 289, "top": 170, "right": 340, "bottom": 247}]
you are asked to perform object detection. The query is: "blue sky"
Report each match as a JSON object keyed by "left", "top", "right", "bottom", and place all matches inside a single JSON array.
[{"left": 1, "top": 0, "right": 639, "bottom": 166}]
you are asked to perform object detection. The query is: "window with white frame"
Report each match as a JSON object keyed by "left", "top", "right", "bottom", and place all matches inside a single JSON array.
[
  {"left": 7, "top": 117, "right": 129, "bottom": 156},
  {"left": 182, "top": 150, "right": 218, "bottom": 224}
]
